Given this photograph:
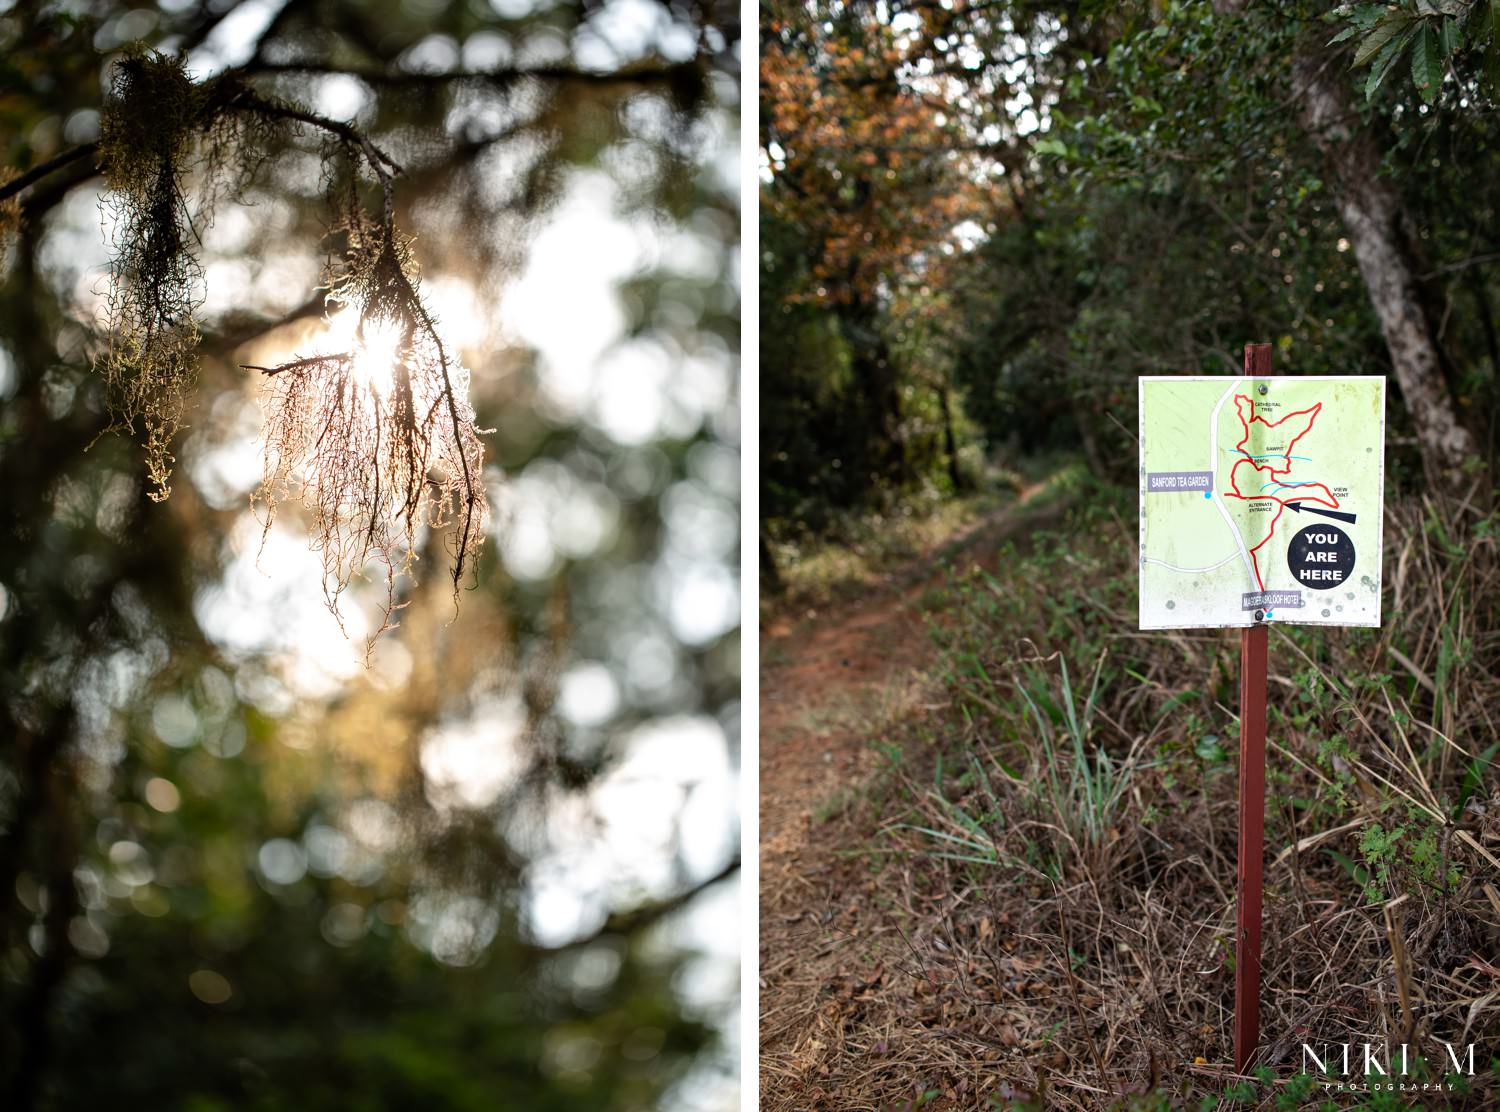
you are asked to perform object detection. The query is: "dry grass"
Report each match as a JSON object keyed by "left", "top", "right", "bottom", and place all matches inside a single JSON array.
[{"left": 761, "top": 479, "right": 1500, "bottom": 1111}]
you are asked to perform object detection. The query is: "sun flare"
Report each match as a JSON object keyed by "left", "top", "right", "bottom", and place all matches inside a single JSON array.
[
  {"left": 254, "top": 287, "right": 489, "bottom": 639},
  {"left": 352, "top": 316, "right": 404, "bottom": 400},
  {"left": 315, "top": 306, "right": 404, "bottom": 401}
]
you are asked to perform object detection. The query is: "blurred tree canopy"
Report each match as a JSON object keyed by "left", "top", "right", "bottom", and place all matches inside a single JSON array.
[
  {"left": 1, "top": 0, "right": 739, "bottom": 1109},
  {"left": 761, "top": 0, "right": 1499, "bottom": 540}
]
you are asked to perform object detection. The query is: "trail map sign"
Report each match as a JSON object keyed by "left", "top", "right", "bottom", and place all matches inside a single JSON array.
[
  {"left": 1143, "top": 353, "right": 1387, "bottom": 1073},
  {"left": 1138, "top": 376, "right": 1386, "bottom": 630}
]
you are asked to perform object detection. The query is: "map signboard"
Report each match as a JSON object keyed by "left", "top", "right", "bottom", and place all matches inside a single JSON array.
[{"left": 1138, "top": 376, "right": 1385, "bottom": 630}]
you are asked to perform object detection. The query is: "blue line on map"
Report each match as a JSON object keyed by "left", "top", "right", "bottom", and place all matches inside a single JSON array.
[{"left": 1260, "top": 480, "right": 1319, "bottom": 492}]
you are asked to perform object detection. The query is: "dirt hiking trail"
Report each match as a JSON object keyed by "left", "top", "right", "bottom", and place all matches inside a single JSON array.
[{"left": 758, "top": 488, "right": 1068, "bottom": 1108}]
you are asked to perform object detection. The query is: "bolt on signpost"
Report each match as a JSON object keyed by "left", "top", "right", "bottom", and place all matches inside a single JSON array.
[{"left": 1137, "top": 346, "right": 1386, "bottom": 1074}]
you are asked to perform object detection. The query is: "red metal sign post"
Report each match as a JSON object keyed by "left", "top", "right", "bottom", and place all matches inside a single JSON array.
[{"left": 1234, "top": 342, "right": 1273, "bottom": 1073}]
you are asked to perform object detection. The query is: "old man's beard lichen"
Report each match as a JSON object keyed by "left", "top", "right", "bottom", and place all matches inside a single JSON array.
[{"left": 251, "top": 224, "right": 489, "bottom": 645}]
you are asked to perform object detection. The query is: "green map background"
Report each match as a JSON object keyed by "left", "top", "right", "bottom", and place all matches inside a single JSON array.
[{"left": 1138, "top": 376, "right": 1386, "bottom": 630}]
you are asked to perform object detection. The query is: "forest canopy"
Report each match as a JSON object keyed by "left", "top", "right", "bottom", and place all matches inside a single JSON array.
[{"left": 761, "top": 0, "right": 1499, "bottom": 538}]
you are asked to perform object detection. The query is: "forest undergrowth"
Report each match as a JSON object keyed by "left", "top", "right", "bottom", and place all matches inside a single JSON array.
[
  {"left": 761, "top": 458, "right": 1083, "bottom": 624},
  {"left": 764, "top": 476, "right": 1500, "bottom": 1111}
]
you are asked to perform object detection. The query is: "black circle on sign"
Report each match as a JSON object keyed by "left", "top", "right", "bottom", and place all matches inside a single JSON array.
[{"left": 1287, "top": 523, "right": 1355, "bottom": 590}]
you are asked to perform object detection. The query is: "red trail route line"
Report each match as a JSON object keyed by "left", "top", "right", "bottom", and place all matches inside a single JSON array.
[{"left": 1222, "top": 394, "right": 1340, "bottom": 593}]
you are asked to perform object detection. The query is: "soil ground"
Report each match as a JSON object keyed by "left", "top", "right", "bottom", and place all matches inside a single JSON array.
[{"left": 759, "top": 489, "right": 1069, "bottom": 1111}]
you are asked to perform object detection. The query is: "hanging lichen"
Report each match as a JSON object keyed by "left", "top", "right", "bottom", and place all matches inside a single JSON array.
[
  {"left": 95, "top": 49, "right": 285, "bottom": 499},
  {"left": 91, "top": 48, "right": 489, "bottom": 641},
  {"left": 249, "top": 144, "right": 489, "bottom": 644},
  {"left": 95, "top": 49, "right": 209, "bottom": 500}
]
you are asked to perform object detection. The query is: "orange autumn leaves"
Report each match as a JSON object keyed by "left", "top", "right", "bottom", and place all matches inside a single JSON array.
[{"left": 761, "top": 5, "right": 985, "bottom": 307}]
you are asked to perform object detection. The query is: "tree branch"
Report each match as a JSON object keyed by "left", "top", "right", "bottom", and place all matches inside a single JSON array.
[
  {"left": 240, "top": 352, "right": 349, "bottom": 376},
  {"left": 202, "top": 291, "right": 330, "bottom": 355},
  {"left": 241, "top": 59, "right": 704, "bottom": 89},
  {"left": 219, "top": 89, "right": 404, "bottom": 180},
  {"left": 512, "top": 854, "right": 739, "bottom": 962},
  {"left": 595, "top": 855, "right": 740, "bottom": 940},
  {"left": 0, "top": 143, "right": 98, "bottom": 203},
  {"left": 0, "top": 47, "right": 697, "bottom": 207}
]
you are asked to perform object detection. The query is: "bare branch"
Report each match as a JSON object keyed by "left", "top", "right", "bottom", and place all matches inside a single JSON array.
[
  {"left": 242, "top": 59, "right": 704, "bottom": 89},
  {"left": 0, "top": 144, "right": 99, "bottom": 203},
  {"left": 218, "top": 88, "right": 404, "bottom": 179},
  {"left": 240, "top": 352, "right": 349, "bottom": 376},
  {"left": 202, "top": 292, "right": 329, "bottom": 355},
  {"left": 532, "top": 856, "right": 741, "bottom": 956}
]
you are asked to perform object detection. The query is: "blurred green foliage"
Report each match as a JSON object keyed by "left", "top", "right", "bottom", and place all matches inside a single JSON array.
[{"left": 0, "top": 1, "right": 738, "bottom": 1108}]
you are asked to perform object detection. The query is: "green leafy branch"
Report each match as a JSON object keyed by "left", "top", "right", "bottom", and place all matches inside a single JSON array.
[{"left": 1329, "top": 0, "right": 1500, "bottom": 103}]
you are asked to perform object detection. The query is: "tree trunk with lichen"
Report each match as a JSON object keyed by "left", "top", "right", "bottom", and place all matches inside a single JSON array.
[{"left": 1292, "top": 56, "right": 1475, "bottom": 475}]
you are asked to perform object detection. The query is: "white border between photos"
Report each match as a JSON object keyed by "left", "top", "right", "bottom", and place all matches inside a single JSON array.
[{"left": 739, "top": 4, "right": 760, "bottom": 1107}]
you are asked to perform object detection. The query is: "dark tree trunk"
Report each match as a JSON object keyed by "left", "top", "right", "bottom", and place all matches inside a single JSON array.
[
  {"left": 843, "top": 302, "right": 907, "bottom": 491},
  {"left": 760, "top": 530, "right": 783, "bottom": 596},
  {"left": 1072, "top": 389, "right": 1106, "bottom": 479},
  {"left": 1465, "top": 269, "right": 1500, "bottom": 463},
  {"left": 1465, "top": 267, "right": 1500, "bottom": 382},
  {"left": 940, "top": 384, "right": 963, "bottom": 490},
  {"left": 8, "top": 759, "right": 80, "bottom": 1112},
  {"left": 864, "top": 337, "right": 905, "bottom": 485}
]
